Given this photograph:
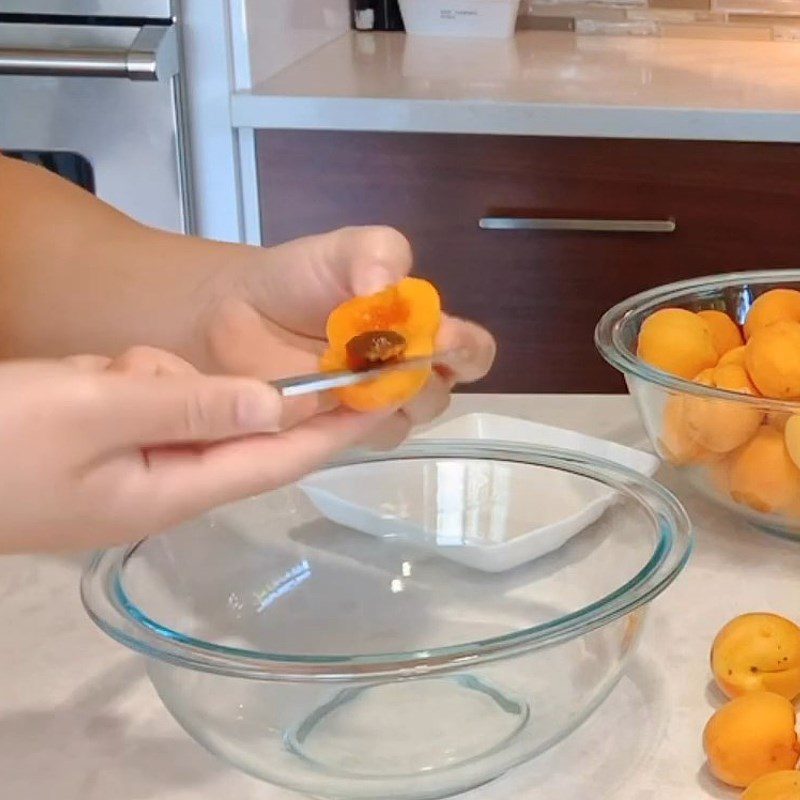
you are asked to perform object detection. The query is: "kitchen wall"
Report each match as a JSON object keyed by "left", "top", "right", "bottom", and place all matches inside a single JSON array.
[{"left": 520, "top": 0, "right": 800, "bottom": 40}]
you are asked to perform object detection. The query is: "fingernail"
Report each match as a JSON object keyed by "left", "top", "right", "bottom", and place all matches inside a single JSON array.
[
  {"left": 235, "top": 389, "right": 276, "bottom": 432},
  {"left": 355, "top": 265, "right": 393, "bottom": 297}
]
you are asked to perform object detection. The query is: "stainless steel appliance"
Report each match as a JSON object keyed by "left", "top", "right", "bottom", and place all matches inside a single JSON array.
[{"left": 0, "top": 0, "right": 191, "bottom": 233}]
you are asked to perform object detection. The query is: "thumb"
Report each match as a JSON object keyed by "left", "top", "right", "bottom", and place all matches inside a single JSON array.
[
  {"left": 234, "top": 226, "right": 416, "bottom": 341},
  {"left": 332, "top": 226, "right": 414, "bottom": 297},
  {"left": 97, "top": 372, "right": 285, "bottom": 446}
]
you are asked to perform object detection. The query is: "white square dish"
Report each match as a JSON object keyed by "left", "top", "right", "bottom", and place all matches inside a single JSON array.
[
  {"left": 418, "top": 413, "right": 657, "bottom": 471},
  {"left": 300, "top": 414, "right": 660, "bottom": 572}
]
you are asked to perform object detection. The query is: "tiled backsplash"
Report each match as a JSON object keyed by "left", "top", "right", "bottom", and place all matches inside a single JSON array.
[{"left": 519, "top": 0, "right": 800, "bottom": 40}]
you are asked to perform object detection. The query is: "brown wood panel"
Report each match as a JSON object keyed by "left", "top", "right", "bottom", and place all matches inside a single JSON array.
[{"left": 256, "top": 131, "right": 800, "bottom": 393}]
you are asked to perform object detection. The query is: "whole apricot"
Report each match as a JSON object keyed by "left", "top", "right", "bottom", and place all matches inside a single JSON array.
[
  {"left": 703, "top": 691, "right": 799, "bottom": 788},
  {"left": 720, "top": 345, "right": 748, "bottom": 369},
  {"left": 747, "top": 321, "right": 800, "bottom": 400},
  {"left": 745, "top": 289, "right": 800, "bottom": 340},
  {"left": 637, "top": 308, "right": 718, "bottom": 380},
  {"left": 769, "top": 411, "right": 792, "bottom": 433},
  {"left": 784, "top": 416, "right": 800, "bottom": 471},
  {"left": 716, "top": 363, "right": 758, "bottom": 394},
  {"left": 712, "top": 613, "right": 800, "bottom": 701},
  {"left": 729, "top": 427, "right": 800, "bottom": 514},
  {"left": 683, "top": 364, "right": 763, "bottom": 454},
  {"left": 699, "top": 310, "right": 744, "bottom": 357},
  {"left": 708, "top": 454, "right": 733, "bottom": 496},
  {"left": 742, "top": 771, "right": 800, "bottom": 800},
  {"left": 659, "top": 393, "right": 712, "bottom": 466}
]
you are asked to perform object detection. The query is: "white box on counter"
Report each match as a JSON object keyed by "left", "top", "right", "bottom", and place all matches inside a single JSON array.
[{"left": 399, "top": 0, "right": 522, "bottom": 38}]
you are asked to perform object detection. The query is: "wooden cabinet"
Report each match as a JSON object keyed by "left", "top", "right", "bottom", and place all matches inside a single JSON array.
[{"left": 256, "top": 131, "right": 800, "bottom": 393}]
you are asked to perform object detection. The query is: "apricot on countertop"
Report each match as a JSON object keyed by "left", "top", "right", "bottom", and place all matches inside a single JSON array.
[
  {"left": 712, "top": 613, "right": 800, "bottom": 701},
  {"left": 742, "top": 770, "right": 800, "bottom": 800},
  {"left": 703, "top": 691, "right": 799, "bottom": 788}
]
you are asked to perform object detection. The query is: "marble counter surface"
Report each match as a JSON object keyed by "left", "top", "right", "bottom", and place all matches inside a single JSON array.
[
  {"left": 232, "top": 31, "right": 800, "bottom": 141},
  {"left": 2, "top": 393, "right": 799, "bottom": 799}
]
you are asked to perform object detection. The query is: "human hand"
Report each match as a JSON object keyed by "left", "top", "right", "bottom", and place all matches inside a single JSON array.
[
  {"left": 0, "top": 347, "right": 391, "bottom": 553},
  {"left": 206, "top": 226, "right": 496, "bottom": 447}
]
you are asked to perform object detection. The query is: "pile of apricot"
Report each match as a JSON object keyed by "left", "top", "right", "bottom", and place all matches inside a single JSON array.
[
  {"left": 703, "top": 612, "right": 800, "bottom": 797},
  {"left": 637, "top": 289, "right": 800, "bottom": 518}
]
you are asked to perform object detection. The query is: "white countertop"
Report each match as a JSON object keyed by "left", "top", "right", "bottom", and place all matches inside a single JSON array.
[
  {"left": 231, "top": 31, "right": 800, "bottom": 142},
  {"left": 6, "top": 395, "right": 800, "bottom": 800},
  {"left": 4, "top": 393, "right": 800, "bottom": 799}
]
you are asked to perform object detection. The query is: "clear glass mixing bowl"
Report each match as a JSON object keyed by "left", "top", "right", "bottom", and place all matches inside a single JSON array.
[
  {"left": 82, "top": 440, "right": 691, "bottom": 800},
  {"left": 596, "top": 269, "right": 800, "bottom": 538}
]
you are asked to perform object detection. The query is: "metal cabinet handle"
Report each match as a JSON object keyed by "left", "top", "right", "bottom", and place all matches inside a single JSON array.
[
  {"left": 0, "top": 25, "right": 178, "bottom": 81},
  {"left": 479, "top": 217, "right": 677, "bottom": 233}
]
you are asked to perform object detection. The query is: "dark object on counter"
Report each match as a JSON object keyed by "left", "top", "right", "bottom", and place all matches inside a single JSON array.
[{"left": 351, "top": 0, "right": 404, "bottom": 31}]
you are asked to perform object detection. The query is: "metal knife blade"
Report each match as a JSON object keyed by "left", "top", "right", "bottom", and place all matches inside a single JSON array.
[{"left": 271, "top": 355, "right": 438, "bottom": 398}]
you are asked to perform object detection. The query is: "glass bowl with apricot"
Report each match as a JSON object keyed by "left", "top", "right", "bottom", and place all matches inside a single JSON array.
[{"left": 597, "top": 270, "right": 800, "bottom": 537}]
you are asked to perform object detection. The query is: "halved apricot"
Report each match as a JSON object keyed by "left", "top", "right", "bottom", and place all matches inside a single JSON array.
[{"left": 320, "top": 277, "right": 441, "bottom": 411}]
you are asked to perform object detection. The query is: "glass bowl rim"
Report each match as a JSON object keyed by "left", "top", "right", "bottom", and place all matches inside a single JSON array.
[
  {"left": 595, "top": 269, "right": 800, "bottom": 412},
  {"left": 81, "top": 439, "right": 692, "bottom": 682}
]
